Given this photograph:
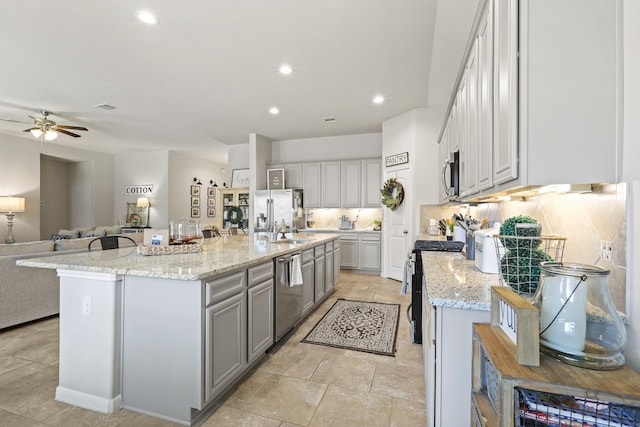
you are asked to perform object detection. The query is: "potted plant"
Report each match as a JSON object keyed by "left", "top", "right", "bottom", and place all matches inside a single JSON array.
[{"left": 372, "top": 218, "right": 382, "bottom": 231}]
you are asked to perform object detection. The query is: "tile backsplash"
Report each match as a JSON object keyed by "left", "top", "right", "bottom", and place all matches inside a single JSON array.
[
  {"left": 307, "top": 208, "right": 382, "bottom": 230},
  {"left": 420, "top": 183, "right": 628, "bottom": 313}
]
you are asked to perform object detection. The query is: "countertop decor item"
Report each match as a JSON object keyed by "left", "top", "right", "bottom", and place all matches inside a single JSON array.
[
  {"left": 532, "top": 262, "right": 627, "bottom": 370},
  {"left": 302, "top": 298, "right": 400, "bottom": 356},
  {"left": 380, "top": 178, "right": 404, "bottom": 210}
]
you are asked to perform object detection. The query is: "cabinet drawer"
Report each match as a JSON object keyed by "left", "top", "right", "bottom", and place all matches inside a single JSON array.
[
  {"left": 333, "top": 239, "right": 340, "bottom": 250},
  {"left": 314, "top": 244, "right": 325, "bottom": 257},
  {"left": 325, "top": 241, "right": 333, "bottom": 252},
  {"left": 302, "top": 249, "right": 314, "bottom": 264},
  {"left": 205, "top": 270, "right": 246, "bottom": 307},
  {"left": 248, "top": 261, "right": 273, "bottom": 287},
  {"left": 340, "top": 233, "right": 358, "bottom": 241},
  {"left": 361, "top": 233, "right": 381, "bottom": 242}
]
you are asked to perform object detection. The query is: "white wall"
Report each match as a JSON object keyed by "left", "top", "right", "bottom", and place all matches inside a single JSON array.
[
  {"left": 414, "top": 108, "right": 444, "bottom": 206},
  {"left": 168, "top": 151, "right": 227, "bottom": 224},
  {"left": 271, "top": 133, "right": 382, "bottom": 163},
  {"left": 40, "top": 155, "right": 70, "bottom": 239},
  {"left": 69, "top": 161, "right": 95, "bottom": 228},
  {"left": 227, "top": 144, "right": 250, "bottom": 187},
  {"left": 622, "top": 0, "right": 640, "bottom": 372},
  {"left": 0, "top": 135, "right": 114, "bottom": 242}
]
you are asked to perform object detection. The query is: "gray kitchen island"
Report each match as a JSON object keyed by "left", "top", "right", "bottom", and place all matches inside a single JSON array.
[{"left": 18, "top": 233, "right": 339, "bottom": 426}]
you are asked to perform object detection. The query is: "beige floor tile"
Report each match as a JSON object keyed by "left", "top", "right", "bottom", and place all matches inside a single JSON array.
[
  {"left": 371, "top": 363, "right": 425, "bottom": 402},
  {"left": 389, "top": 397, "right": 428, "bottom": 427},
  {"left": 0, "top": 355, "right": 32, "bottom": 376},
  {"left": 309, "top": 353, "right": 376, "bottom": 391},
  {"left": 0, "top": 408, "right": 49, "bottom": 427},
  {"left": 308, "top": 385, "right": 392, "bottom": 427},
  {"left": 259, "top": 344, "right": 326, "bottom": 380},
  {"left": 241, "top": 374, "right": 327, "bottom": 425},
  {"left": 13, "top": 340, "right": 59, "bottom": 366},
  {"left": 202, "top": 405, "right": 281, "bottom": 427}
]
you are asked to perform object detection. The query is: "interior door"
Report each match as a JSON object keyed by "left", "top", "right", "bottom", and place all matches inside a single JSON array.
[{"left": 383, "top": 168, "right": 411, "bottom": 281}]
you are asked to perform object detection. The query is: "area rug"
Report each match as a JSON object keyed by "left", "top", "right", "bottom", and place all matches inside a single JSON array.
[{"left": 301, "top": 298, "right": 400, "bottom": 356}]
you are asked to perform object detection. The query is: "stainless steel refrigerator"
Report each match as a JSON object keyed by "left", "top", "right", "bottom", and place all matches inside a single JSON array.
[{"left": 254, "top": 189, "right": 304, "bottom": 232}]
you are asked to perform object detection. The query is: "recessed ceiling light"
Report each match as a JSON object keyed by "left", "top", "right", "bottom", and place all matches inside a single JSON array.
[
  {"left": 278, "top": 64, "right": 293, "bottom": 75},
  {"left": 373, "top": 95, "right": 385, "bottom": 104},
  {"left": 269, "top": 107, "right": 280, "bottom": 115},
  {"left": 136, "top": 11, "right": 159, "bottom": 25}
]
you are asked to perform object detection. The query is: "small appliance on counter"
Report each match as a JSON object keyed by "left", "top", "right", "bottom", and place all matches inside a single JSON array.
[
  {"left": 474, "top": 228, "right": 501, "bottom": 273},
  {"left": 339, "top": 215, "right": 353, "bottom": 230}
]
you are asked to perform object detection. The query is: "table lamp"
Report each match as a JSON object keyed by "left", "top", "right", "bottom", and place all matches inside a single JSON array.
[{"left": 0, "top": 196, "right": 26, "bottom": 244}]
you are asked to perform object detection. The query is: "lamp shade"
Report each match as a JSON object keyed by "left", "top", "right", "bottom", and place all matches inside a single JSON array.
[
  {"left": 136, "top": 197, "right": 150, "bottom": 208},
  {"left": 0, "top": 196, "right": 25, "bottom": 213}
]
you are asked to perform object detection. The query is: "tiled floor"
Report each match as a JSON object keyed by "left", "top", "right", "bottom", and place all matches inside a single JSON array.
[{"left": 0, "top": 271, "right": 426, "bottom": 426}]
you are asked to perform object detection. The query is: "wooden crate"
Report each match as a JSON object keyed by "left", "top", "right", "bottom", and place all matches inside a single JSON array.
[{"left": 471, "top": 323, "right": 640, "bottom": 426}]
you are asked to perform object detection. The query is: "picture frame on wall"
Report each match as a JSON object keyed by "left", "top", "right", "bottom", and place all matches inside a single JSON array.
[
  {"left": 231, "top": 168, "right": 250, "bottom": 188},
  {"left": 191, "top": 196, "right": 200, "bottom": 207},
  {"left": 207, "top": 208, "right": 216, "bottom": 218},
  {"left": 207, "top": 187, "right": 216, "bottom": 197},
  {"left": 191, "top": 185, "right": 200, "bottom": 196},
  {"left": 207, "top": 198, "right": 216, "bottom": 207},
  {"left": 267, "top": 168, "right": 285, "bottom": 190},
  {"left": 191, "top": 207, "right": 200, "bottom": 218}
]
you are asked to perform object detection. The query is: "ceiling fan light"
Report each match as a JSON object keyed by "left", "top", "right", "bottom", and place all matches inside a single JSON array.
[
  {"left": 44, "top": 130, "right": 58, "bottom": 141},
  {"left": 30, "top": 128, "right": 42, "bottom": 138}
]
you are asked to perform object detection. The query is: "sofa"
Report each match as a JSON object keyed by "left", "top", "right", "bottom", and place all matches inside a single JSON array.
[{"left": 0, "top": 226, "right": 143, "bottom": 330}]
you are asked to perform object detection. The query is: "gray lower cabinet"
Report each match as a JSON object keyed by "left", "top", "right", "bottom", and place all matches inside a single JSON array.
[
  {"left": 247, "top": 262, "right": 274, "bottom": 365},
  {"left": 314, "top": 246, "right": 326, "bottom": 301},
  {"left": 301, "top": 249, "right": 315, "bottom": 315},
  {"left": 325, "top": 241, "right": 334, "bottom": 292},
  {"left": 339, "top": 234, "right": 359, "bottom": 268},
  {"left": 204, "top": 270, "right": 247, "bottom": 403},
  {"left": 360, "top": 234, "right": 381, "bottom": 270},
  {"left": 333, "top": 242, "right": 341, "bottom": 285}
]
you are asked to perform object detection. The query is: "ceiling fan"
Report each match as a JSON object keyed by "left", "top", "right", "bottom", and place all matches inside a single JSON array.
[{"left": 22, "top": 110, "right": 88, "bottom": 141}]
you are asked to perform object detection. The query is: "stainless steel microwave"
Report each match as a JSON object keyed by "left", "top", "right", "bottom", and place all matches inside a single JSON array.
[{"left": 441, "top": 151, "right": 459, "bottom": 200}]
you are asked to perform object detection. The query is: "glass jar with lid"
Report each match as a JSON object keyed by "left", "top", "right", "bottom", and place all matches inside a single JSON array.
[
  {"left": 532, "top": 262, "right": 626, "bottom": 370},
  {"left": 170, "top": 218, "right": 202, "bottom": 243}
]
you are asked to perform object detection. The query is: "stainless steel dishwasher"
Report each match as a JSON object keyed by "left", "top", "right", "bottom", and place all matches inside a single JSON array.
[{"left": 274, "top": 251, "right": 303, "bottom": 341}]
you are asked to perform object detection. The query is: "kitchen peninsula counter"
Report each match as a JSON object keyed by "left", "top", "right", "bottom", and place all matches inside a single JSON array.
[
  {"left": 18, "top": 232, "right": 337, "bottom": 280},
  {"left": 17, "top": 233, "right": 338, "bottom": 426}
]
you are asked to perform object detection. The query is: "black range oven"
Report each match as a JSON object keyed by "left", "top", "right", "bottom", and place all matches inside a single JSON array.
[{"left": 409, "top": 239, "right": 464, "bottom": 344}]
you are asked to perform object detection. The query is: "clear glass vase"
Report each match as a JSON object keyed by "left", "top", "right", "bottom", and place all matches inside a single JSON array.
[{"left": 532, "top": 262, "right": 626, "bottom": 370}]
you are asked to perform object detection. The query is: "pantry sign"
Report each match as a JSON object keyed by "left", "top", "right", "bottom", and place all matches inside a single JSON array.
[
  {"left": 385, "top": 152, "right": 409, "bottom": 167},
  {"left": 125, "top": 185, "right": 154, "bottom": 196}
]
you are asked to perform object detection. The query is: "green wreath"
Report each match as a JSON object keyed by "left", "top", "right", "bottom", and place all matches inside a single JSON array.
[
  {"left": 381, "top": 178, "right": 404, "bottom": 210},
  {"left": 226, "top": 206, "right": 243, "bottom": 225}
]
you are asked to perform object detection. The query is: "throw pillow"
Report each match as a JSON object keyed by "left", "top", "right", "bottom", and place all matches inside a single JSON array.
[{"left": 57, "top": 229, "right": 80, "bottom": 239}]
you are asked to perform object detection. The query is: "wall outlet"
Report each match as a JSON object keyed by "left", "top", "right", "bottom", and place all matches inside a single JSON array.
[{"left": 601, "top": 240, "right": 612, "bottom": 261}]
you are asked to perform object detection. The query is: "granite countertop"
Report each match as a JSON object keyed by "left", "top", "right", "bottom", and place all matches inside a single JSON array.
[
  {"left": 17, "top": 233, "right": 338, "bottom": 282},
  {"left": 304, "top": 228, "right": 381, "bottom": 233},
  {"left": 422, "top": 251, "right": 500, "bottom": 311}
]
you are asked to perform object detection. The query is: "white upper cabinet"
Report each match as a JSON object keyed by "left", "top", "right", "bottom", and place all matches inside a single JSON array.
[
  {"left": 477, "top": 0, "right": 494, "bottom": 191},
  {"left": 341, "top": 160, "right": 361, "bottom": 208},
  {"left": 362, "top": 159, "right": 382, "bottom": 208},
  {"left": 303, "top": 162, "right": 322, "bottom": 208},
  {"left": 439, "top": 0, "right": 622, "bottom": 201},
  {"left": 321, "top": 161, "right": 341, "bottom": 208}
]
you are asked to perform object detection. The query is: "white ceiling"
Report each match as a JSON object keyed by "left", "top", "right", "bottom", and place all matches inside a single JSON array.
[{"left": 0, "top": 0, "right": 478, "bottom": 162}]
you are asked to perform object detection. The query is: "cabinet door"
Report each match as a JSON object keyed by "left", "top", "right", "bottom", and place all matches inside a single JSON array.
[
  {"left": 457, "top": 72, "right": 469, "bottom": 198},
  {"left": 325, "top": 249, "right": 334, "bottom": 292},
  {"left": 360, "top": 239, "right": 381, "bottom": 270},
  {"left": 340, "top": 160, "right": 361, "bottom": 207},
  {"left": 493, "top": 0, "right": 518, "bottom": 185},
  {"left": 303, "top": 163, "right": 322, "bottom": 208},
  {"left": 283, "top": 163, "right": 303, "bottom": 188},
  {"left": 340, "top": 237, "right": 359, "bottom": 268},
  {"left": 301, "top": 261, "right": 315, "bottom": 315},
  {"left": 333, "top": 245, "right": 341, "bottom": 285},
  {"left": 205, "top": 291, "right": 246, "bottom": 402},
  {"left": 477, "top": 1, "right": 494, "bottom": 191},
  {"left": 247, "top": 280, "right": 274, "bottom": 365},
  {"left": 362, "top": 159, "right": 382, "bottom": 208},
  {"left": 321, "top": 161, "right": 341, "bottom": 208},
  {"left": 314, "top": 255, "right": 325, "bottom": 301},
  {"left": 465, "top": 39, "right": 480, "bottom": 197}
]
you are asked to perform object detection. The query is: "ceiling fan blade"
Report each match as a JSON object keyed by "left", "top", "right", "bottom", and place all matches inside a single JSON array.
[
  {"left": 55, "top": 129, "right": 82, "bottom": 138},
  {"left": 55, "top": 125, "right": 88, "bottom": 131},
  {"left": 23, "top": 127, "right": 39, "bottom": 132},
  {"left": 0, "top": 118, "right": 31, "bottom": 124}
]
